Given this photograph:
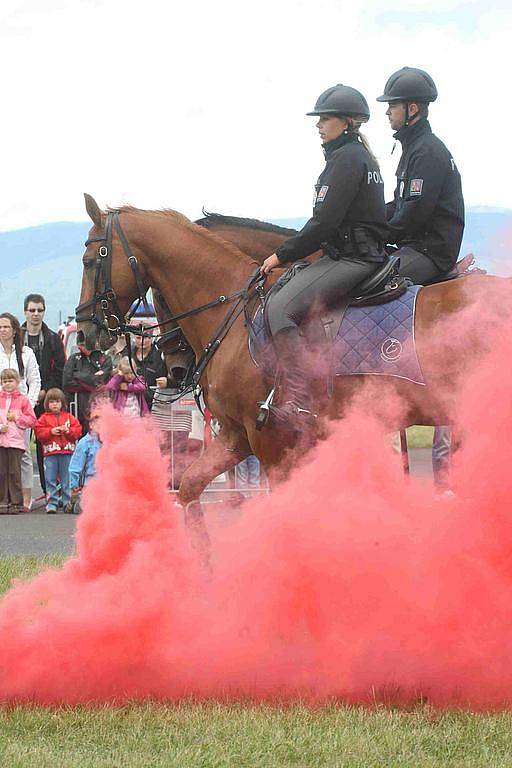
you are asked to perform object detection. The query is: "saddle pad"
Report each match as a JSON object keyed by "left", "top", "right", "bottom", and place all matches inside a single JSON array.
[{"left": 248, "top": 285, "right": 425, "bottom": 385}]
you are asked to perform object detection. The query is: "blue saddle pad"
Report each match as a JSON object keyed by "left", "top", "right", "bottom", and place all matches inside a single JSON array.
[{"left": 249, "top": 285, "right": 425, "bottom": 385}]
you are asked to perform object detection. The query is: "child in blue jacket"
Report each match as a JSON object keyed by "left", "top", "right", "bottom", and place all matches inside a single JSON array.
[{"left": 68, "top": 413, "right": 102, "bottom": 513}]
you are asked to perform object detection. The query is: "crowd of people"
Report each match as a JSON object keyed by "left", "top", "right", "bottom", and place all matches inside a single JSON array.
[{"left": 0, "top": 294, "right": 262, "bottom": 515}]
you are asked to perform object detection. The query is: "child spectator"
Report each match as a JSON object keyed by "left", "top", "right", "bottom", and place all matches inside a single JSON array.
[
  {"left": 34, "top": 388, "right": 82, "bottom": 514},
  {"left": 106, "top": 357, "right": 149, "bottom": 417},
  {"left": 0, "top": 368, "right": 36, "bottom": 514},
  {"left": 68, "top": 411, "right": 102, "bottom": 513}
]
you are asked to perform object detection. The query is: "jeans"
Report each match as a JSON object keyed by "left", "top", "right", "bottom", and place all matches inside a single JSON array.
[
  {"left": 236, "top": 455, "right": 261, "bottom": 490},
  {"left": 432, "top": 426, "right": 452, "bottom": 488},
  {"left": 44, "top": 454, "right": 72, "bottom": 509}
]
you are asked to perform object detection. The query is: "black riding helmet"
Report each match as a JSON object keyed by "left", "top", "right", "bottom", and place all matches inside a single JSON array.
[
  {"left": 376, "top": 67, "right": 438, "bottom": 103},
  {"left": 307, "top": 84, "right": 370, "bottom": 120}
]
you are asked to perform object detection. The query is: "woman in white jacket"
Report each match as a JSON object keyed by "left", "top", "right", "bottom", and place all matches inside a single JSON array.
[{"left": 0, "top": 313, "right": 41, "bottom": 510}]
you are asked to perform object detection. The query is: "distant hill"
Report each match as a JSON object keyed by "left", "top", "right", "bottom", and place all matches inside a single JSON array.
[{"left": 1, "top": 209, "right": 511, "bottom": 329}]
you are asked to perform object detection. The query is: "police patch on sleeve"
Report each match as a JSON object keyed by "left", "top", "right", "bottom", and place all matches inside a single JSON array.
[
  {"left": 409, "top": 178, "right": 423, "bottom": 196},
  {"left": 317, "top": 185, "right": 329, "bottom": 202}
]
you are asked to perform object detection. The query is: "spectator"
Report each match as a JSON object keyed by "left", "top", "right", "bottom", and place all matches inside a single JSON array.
[
  {"left": 0, "top": 368, "right": 36, "bottom": 514},
  {"left": 235, "top": 455, "right": 262, "bottom": 495},
  {"left": 432, "top": 426, "right": 453, "bottom": 493},
  {"left": 21, "top": 293, "right": 65, "bottom": 496},
  {"left": 123, "top": 318, "right": 168, "bottom": 408},
  {"left": 63, "top": 342, "right": 112, "bottom": 432},
  {"left": 106, "top": 357, "right": 149, "bottom": 417},
  {"left": 34, "top": 388, "right": 82, "bottom": 514},
  {"left": 105, "top": 335, "right": 126, "bottom": 370},
  {"left": 0, "top": 313, "right": 41, "bottom": 510},
  {"left": 68, "top": 411, "right": 102, "bottom": 514}
]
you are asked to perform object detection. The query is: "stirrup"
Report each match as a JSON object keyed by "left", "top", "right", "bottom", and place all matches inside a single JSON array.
[{"left": 256, "top": 387, "right": 275, "bottom": 431}]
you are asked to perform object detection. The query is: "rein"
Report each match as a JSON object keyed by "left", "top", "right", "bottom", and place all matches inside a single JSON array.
[{"left": 76, "top": 210, "right": 265, "bottom": 399}]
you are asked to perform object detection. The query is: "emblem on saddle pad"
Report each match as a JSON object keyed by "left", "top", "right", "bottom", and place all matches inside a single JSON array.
[{"left": 380, "top": 338, "right": 403, "bottom": 362}]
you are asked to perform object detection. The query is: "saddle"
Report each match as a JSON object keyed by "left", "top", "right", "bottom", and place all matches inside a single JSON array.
[
  {"left": 262, "top": 250, "right": 484, "bottom": 351},
  {"left": 252, "top": 251, "right": 485, "bottom": 426}
]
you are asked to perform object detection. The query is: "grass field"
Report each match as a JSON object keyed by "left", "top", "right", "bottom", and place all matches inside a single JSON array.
[{"left": 2, "top": 558, "right": 512, "bottom": 767}]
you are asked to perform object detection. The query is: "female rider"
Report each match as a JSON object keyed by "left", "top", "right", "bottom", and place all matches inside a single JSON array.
[{"left": 261, "top": 84, "right": 388, "bottom": 427}]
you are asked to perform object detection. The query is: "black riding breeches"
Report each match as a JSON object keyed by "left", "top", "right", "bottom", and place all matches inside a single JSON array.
[
  {"left": 395, "top": 246, "right": 446, "bottom": 285},
  {"left": 267, "top": 254, "right": 377, "bottom": 336}
]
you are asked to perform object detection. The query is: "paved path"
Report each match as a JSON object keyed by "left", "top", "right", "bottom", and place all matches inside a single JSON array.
[
  {"left": 0, "top": 449, "right": 434, "bottom": 557},
  {"left": 0, "top": 513, "right": 77, "bottom": 557}
]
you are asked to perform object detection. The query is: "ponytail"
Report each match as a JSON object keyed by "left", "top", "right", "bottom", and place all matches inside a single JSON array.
[{"left": 345, "top": 116, "right": 380, "bottom": 168}]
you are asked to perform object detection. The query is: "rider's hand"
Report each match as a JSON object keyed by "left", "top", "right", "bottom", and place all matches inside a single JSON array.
[
  {"left": 155, "top": 377, "right": 168, "bottom": 388},
  {"left": 261, "top": 253, "right": 281, "bottom": 275}
]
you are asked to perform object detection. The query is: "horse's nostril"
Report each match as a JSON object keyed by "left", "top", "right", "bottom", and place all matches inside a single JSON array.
[{"left": 76, "top": 330, "right": 85, "bottom": 345}]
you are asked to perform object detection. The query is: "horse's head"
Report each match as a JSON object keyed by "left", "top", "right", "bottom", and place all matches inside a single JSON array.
[
  {"left": 152, "top": 287, "right": 196, "bottom": 386},
  {"left": 76, "top": 194, "right": 146, "bottom": 351}
]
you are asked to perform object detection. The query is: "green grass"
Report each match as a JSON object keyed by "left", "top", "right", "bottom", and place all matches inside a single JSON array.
[
  {"left": 405, "top": 425, "right": 435, "bottom": 449},
  {"left": 2, "top": 560, "right": 512, "bottom": 767}
]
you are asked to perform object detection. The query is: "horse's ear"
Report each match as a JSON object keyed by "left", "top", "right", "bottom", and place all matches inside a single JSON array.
[{"left": 84, "top": 193, "right": 103, "bottom": 228}]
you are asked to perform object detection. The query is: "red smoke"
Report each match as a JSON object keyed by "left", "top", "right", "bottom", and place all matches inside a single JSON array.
[{"left": 1, "top": 290, "right": 512, "bottom": 708}]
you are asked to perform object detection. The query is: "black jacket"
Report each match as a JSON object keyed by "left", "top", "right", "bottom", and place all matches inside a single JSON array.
[
  {"left": 21, "top": 322, "right": 65, "bottom": 392},
  {"left": 387, "top": 119, "right": 464, "bottom": 271},
  {"left": 276, "top": 133, "right": 388, "bottom": 264},
  {"left": 63, "top": 350, "right": 113, "bottom": 394}
]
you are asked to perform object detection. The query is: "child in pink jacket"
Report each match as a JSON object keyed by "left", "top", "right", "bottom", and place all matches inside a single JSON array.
[
  {"left": 0, "top": 368, "right": 36, "bottom": 514},
  {"left": 106, "top": 357, "right": 149, "bottom": 417}
]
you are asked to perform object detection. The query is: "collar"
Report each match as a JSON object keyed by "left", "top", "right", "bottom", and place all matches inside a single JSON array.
[
  {"left": 393, "top": 118, "right": 431, "bottom": 147},
  {"left": 323, "top": 131, "right": 359, "bottom": 157},
  {"left": 0, "top": 389, "right": 20, "bottom": 399},
  {"left": 22, "top": 320, "right": 47, "bottom": 335}
]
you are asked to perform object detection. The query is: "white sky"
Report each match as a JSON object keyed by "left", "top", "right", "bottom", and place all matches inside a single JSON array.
[{"left": 0, "top": 0, "right": 510, "bottom": 232}]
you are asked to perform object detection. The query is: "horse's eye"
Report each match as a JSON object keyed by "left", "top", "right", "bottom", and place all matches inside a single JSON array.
[{"left": 82, "top": 258, "right": 95, "bottom": 269}]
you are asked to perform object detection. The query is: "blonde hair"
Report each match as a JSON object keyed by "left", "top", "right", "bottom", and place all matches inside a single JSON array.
[
  {"left": 345, "top": 115, "right": 379, "bottom": 167},
  {"left": 118, "top": 357, "right": 133, "bottom": 374},
  {"left": 0, "top": 368, "right": 20, "bottom": 383}
]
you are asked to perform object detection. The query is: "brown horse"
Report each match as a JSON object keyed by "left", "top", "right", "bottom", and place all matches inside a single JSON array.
[{"left": 77, "top": 195, "right": 507, "bottom": 533}]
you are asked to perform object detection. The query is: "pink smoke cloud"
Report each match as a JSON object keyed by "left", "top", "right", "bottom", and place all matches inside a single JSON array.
[{"left": 1, "top": 285, "right": 512, "bottom": 708}]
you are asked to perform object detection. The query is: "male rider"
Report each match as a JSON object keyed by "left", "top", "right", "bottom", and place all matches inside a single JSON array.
[
  {"left": 377, "top": 67, "right": 465, "bottom": 283},
  {"left": 378, "top": 68, "right": 463, "bottom": 492}
]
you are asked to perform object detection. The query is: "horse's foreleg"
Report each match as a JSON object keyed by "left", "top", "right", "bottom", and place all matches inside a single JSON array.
[{"left": 178, "top": 431, "right": 249, "bottom": 556}]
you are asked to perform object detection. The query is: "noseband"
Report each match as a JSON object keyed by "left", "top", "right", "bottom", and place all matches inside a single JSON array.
[{"left": 75, "top": 210, "right": 151, "bottom": 341}]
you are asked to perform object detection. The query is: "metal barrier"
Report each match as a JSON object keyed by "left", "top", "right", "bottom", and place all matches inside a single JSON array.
[{"left": 152, "top": 392, "right": 269, "bottom": 499}]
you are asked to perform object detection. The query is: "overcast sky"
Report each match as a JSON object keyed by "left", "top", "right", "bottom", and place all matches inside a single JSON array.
[{"left": 0, "top": 0, "right": 510, "bottom": 232}]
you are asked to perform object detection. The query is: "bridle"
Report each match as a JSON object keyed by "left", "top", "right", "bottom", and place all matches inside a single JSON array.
[
  {"left": 75, "top": 210, "right": 152, "bottom": 344},
  {"left": 75, "top": 209, "right": 265, "bottom": 400}
]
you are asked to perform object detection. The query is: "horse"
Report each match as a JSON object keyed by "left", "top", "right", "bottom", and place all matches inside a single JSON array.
[{"left": 76, "top": 194, "right": 508, "bottom": 545}]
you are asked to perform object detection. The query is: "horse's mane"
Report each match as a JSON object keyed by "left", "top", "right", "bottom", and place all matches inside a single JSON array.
[
  {"left": 107, "top": 205, "right": 191, "bottom": 226},
  {"left": 195, "top": 211, "right": 298, "bottom": 236},
  {"left": 108, "top": 206, "right": 257, "bottom": 263}
]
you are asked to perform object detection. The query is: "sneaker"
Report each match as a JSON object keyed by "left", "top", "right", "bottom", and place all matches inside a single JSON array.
[{"left": 46, "top": 506, "right": 57, "bottom": 514}]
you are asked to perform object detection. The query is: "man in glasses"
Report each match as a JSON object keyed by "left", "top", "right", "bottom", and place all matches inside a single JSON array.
[{"left": 22, "top": 293, "right": 65, "bottom": 498}]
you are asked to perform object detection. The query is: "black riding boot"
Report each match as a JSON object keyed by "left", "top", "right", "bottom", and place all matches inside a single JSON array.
[{"left": 270, "top": 327, "right": 317, "bottom": 428}]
